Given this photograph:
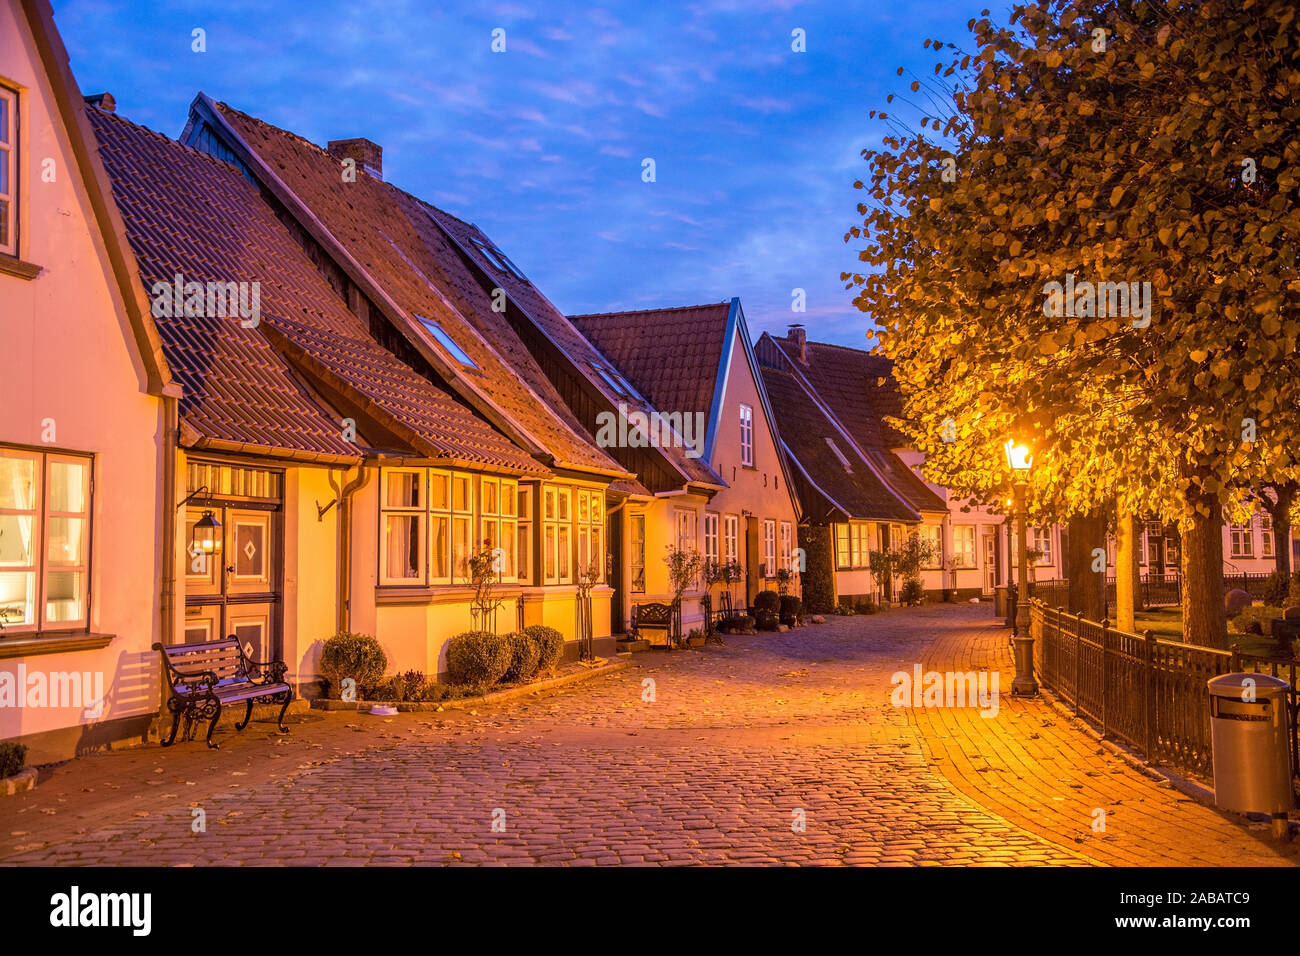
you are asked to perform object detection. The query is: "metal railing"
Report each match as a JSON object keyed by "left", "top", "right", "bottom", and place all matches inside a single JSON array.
[{"left": 1030, "top": 599, "right": 1234, "bottom": 778}]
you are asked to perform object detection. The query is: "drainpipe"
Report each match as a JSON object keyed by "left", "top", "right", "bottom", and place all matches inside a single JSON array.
[
  {"left": 336, "top": 463, "right": 373, "bottom": 634},
  {"left": 159, "top": 396, "right": 179, "bottom": 647}
]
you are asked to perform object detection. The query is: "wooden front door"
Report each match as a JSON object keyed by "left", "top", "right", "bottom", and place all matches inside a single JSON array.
[{"left": 184, "top": 503, "right": 281, "bottom": 659}]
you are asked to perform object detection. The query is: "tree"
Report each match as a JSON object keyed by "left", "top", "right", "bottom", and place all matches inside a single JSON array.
[{"left": 847, "top": 0, "right": 1300, "bottom": 648}]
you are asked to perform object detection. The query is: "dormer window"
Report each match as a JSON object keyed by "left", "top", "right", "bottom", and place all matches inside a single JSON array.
[
  {"left": 470, "top": 236, "right": 526, "bottom": 281},
  {"left": 416, "top": 315, "right": 478, "bottom": 369},
  {"left": 825, "top": 437, "right": 852, "bottom": 472}
]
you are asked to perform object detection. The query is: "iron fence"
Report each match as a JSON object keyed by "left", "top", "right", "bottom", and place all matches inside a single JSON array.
[{"left": 1030, "top": 600, "right": 1234, "bottom": 778}]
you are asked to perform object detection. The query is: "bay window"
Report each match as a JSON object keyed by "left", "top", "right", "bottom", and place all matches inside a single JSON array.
[{"left": 0, "top": 447, "right": 91, "bottom": 631}]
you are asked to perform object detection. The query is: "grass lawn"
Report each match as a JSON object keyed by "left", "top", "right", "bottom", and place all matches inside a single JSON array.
[{"left": 1133, "top": 606, "right": 1286, "bottom": 658}]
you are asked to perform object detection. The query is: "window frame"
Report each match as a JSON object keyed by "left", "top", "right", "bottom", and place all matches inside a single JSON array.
[
  {"left": 739, "top": 403, "right": 754, "bottom": 467},
  {"left": 703, "top": 512, "right": 720, "bottom": 566},
  {"left": 0, "top": 445, "right": 93, "bottom": 633},
  {"left": 1230, "top": 523, "right": 1254, "bottom": 559},
  {"left": 920, "top": 524, "right": 943, "bottom": 569},
  {"left": 723, "top": 514, "right": 739, "bottom": 564},
  {"left": 0, "top": 85, "right": 16, "bottom": 258},
  {"left": 952, "top": 525, "right": 977, "bottom": 568},
  {"left": 763, "top": 519, "right": 776, "bottom": 577},
  {"left": 779, "top": 521, "right": 792, "bottom": 571},
  {"left": 1260, "top": 515, "right": 1274, "bottom": 558},
  {"left": 416, "top": 315, "right": 479, "bottom": 369}
]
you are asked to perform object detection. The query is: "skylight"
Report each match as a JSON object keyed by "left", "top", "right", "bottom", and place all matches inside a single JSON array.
[
  {"left": 825, "top": 438, "right": 852, "bottom": 472},
  {"left": 590, "top": 362, "right": 635, "bottom": 398},
  {"left": 470, "top": 236, "right": 526, "bottom": 281},
  {"left": 416, "top": 315, "right": 478, "bottom": 369}
]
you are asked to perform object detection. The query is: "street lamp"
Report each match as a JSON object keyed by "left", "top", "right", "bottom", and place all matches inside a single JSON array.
[{"left": 1004, "top": 438, "right": 1037, "bottom": 696}]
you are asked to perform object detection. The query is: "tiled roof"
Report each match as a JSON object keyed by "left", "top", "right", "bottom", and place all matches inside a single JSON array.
[
  {"left": 209, "top": 101, "right": 626, "bottom": 478},
  {"left": 569, "top": 304, "right": 731, "bottom": 421},
  {"left": 88, "top": 108, "right": 544, "bottom": 474},
  {"left": 763, "top": 333, "right": 948, "bottom": 513},
  {"left": 758, "top": 367, "right": 918, "bottom": 523},
  {"left": 424, "top": 209, "right": 725, "bottom": 489}
]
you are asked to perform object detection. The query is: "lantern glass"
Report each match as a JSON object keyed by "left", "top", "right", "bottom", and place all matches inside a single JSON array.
[
  {"left": 1003, "top": 438, "right": 1033, "bottom": 471},
  {"left": 192, "top": 510, "right": 221, "bottom": 555}
]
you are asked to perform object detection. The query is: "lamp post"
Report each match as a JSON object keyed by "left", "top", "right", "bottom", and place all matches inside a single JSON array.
[{"left": 1004, "top": 438, "right": 1037, "bottom": 696}]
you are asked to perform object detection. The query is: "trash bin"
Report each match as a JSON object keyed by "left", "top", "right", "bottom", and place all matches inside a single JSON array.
[{"left": 1207, "top": 672, "right": 1294, "bottom": 817}]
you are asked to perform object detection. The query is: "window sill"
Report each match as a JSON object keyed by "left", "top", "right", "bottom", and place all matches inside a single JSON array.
[
  {"left": 0, "top": 632, "right": 114, "bottom": 659},
  {"left": 0, "top": 255, "right": 43, "bottom": 280}
]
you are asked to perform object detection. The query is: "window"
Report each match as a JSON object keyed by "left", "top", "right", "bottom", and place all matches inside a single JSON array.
[
  {"left": 1261, "top": 515, "right": 1274, "bottom": 558},
  {"left": 675, "top": 508, "right": 699, "bottom": 590},
  {"left": 516, "top": 486, "right": 532, "bottom": 583},
  {"left": 834, "top": 523, "right": 871, "bottom": 569},
  {"left": 763, "top": 520, "right": 776, "bottom": 577},
  {"left": 779, "top": 521, "right": 792, "bottom": 571},
  {"left": 920, "top": 524, "right": 943, "bottom": 567},
  {"left": 704, "top": 512, "right": 720, "bottom": 565},
  {"left": 416, "top": 316, "right": 478, "bottom": 369},
  {"left": 1032, "top": 527, "right": 1053, "bottom": 565},
  {"left": 723, "top": 515, "right": 739, "bottom": 564},
  {"left": 1230, "top": 523, "right": 1253, "bottom": 558},
  {"left": 543, "top": 485, "right": 571, "bottom": 584},
  {"left": 739, "top": 404, "right": 754, "bottom": 467},
  {"left": 0, "top": 86, "right": 15, "bottom": 256},
  {"left": 825, "top": 437, "right": 852, "bottom": 472},
  {"left": 590, "top": 362, "right": 636, "bottom": 398},
  {"left": 630, "top": 514, "right": 646, "bottom": 593},
  {"left": 470, "top": 236, "right": 527, "bottom": 280},
  {"left": 0, "top": 447, "right": 91, "bottom": 631},
  {"left": 575, "top": 487, "right": 604, "bottom": 580},
  {"left": 953, "top": 525, "right": 976, "bottom": 568},
  {"left": 379, "top": 467, "right": 508, "bottom": 586}
]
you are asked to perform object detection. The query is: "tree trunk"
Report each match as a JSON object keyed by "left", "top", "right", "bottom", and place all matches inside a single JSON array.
[
  {"left": 1115, "top": 512, "right": 1141, "bottom": 632},
  {"left": 1265, "top": 482, "right": 1296, "bottom": 580},
  {"left": 1067, "top": 511, "right": 1106, "bottom": 620},
  {"left": 1180, "top": 485, "right": 1228, "bottom": 649}
]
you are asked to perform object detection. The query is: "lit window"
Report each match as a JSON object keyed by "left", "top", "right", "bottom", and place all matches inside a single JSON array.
[
  {"left": 920, "top": 524, "right": 943, "bottom": 567},
  {"left": 704, "top": 512, "right": 719, "bottom": 565},
  {"left": 0, "top": 86, "right": 15, "bottom": 257},
  {"left": 630, "top": 514, "right": 646, "bottom": 594},
  {"left": 470, "top": 236, "right": 526, "bottom": 280},
  {"left": 953, "top": 525, "right": 976, "bottom": 568},
  {"left": 0, "top": 447, "right": 92, "bottom": 630},
  {"left": 1032, "top": 527, "right": 1053, "bottom": 565},
  {"left": 723, "top": 515, "right": 739, "bottom": 564},
  {"left": 1230, "top": 524, "right": 1254, "bottom": 558},
  {"left": 763, "top": 519, "right": 776, "bottom": 577},
  {"left": 739, "top": 404, "right": 754, "bottom": 467},
  {"left": 1261, "top": 515, "right": 1274, "bottom": 558},
  {"left": 379, "top": 467, "right": 494, "bottom": 585},
  {"left": 416, "top": 315, "right": 478, "bottom": 369},
  {"left": 780, "top": 521, "right": 792, "bottom": 570}
]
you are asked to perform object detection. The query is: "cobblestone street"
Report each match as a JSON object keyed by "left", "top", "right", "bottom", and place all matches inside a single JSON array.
[{"left": 1, "top": 604, "right": 1295, "bottom": 866}]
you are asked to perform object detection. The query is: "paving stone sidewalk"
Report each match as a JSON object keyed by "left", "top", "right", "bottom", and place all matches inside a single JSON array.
[{"left": 0, "top": 603, "right": 1292, "bottom": 865}]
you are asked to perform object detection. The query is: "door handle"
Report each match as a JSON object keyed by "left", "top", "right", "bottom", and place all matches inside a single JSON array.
[{"left": 225, "top": 565, "right": 236, "bottom": 574}]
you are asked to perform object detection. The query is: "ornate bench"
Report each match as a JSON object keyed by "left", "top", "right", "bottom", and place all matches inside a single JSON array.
[
  {"left": 632, "top": 601, "right": 680, "bottom": 649},
  {"left": 154, "top": 637, "right": 292, "bottom": 749}
]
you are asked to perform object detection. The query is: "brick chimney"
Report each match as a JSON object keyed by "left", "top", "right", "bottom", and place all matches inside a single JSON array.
[
  {"left": 788, "top": 323, "right": 807, "bottom": 363},
  {"left": 84, "top": 92, "right": 116, "bottom": 113},
  {"left": 327, "top": 137, "right": 382, "bottom": 180}
]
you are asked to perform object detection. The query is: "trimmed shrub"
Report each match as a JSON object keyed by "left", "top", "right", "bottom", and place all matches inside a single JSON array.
[
  {"left": 370, "top": 674, "right": 404, "bottom": 702},
  {"left": 446, "top": 630, "right": 513, "bottom": 688},
  {"left": 320, "top": 632, "right": 388, "bottom": 699},
  {"left": 721, "top": 614, "right": 755, "bottom": 633},
  {"left": 1229, "top": 605, "right": 1285, "bottom": 636},
  {"left": 835, "top": 603, "right": 856, "bottom": 616},
  {"left": 853, "top": 598, "right": 876, "bottom": 615},
  {"left": 755, "top": 609, "right": 780, "bottom": 631},
  {"left": 0, "top": 741, "right": 26, "bottom": 779},
  {"left": 752, "top": 590, "right": 780, "bottom": 614},
  {"left": 900, "top": 579, "right": 925, "bottom": 606},
  {"left": 525, "top": 625, "right": 565, "bottom": 676},
  {"left": 504, "top": 631, "right": 542, "bottom": 683},
  {"left": 779, "top": 595, "right": 803, "bottom": 627},
  {"left": 799, "top": 525, "right": 836, "bottom": 614},
  {"left": 1263, "top": 570, "right": 1291, "bottom": 607}
]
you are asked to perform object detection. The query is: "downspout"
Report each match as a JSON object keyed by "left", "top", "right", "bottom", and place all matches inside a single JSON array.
[
  {"left": 336, "top": 462, "right": 373, "bottom": 634},
  {"left": 159, "top": 395, "right": 179, "bottom": 647}
]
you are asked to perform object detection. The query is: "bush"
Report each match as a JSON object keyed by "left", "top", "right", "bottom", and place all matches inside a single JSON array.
[
  {"left": 853, "top": 598, "right": 877, "bottom": 615},
  {"left": 524, "top": 625, "right": 565, "bottom": 676},
  {"left": 752, "top": 590, "right": 780, "bottom": 614},
  {"left": 755, "top": 609, "right": 780, "bottom": 631},
  {"left": 0, "top": 742, "right": 26, "bottom": 779},
  {"left": 503, "top": 631, "right": 542, "bottom": 683},
  {"left": 721, "top": 614, "right": 755, "bottom": 633},
  {"left": 1288, "top": 572, "right": 1300, "bottom": 608},
  {"left": 319, "top": 632, "right": 388, "bottom": 699},
  {"left": 1229, "top": 605, "right": 1285, "bottom": 636},
  {"left": 1263, "top": 570, "right": 1291, "bottom": 606},
  {"left": 400, "top": 670, "right": 427, "bottom": 702},
  {"left": 446, "top": 630, "right": 513, "bottom": 688},
  {"left": 779, "top": 595, "right": 803, "bottom": 627},
  {"left": 835, "top": 603, "right": 856, "bottom": 616},
  {"left": 799, "top": 525, "right": 836, "bottom": 614},
  {"left": 686, "top": 628, "right": 706, "bottom": 643},
  {"left": 900, "top": 579, "right": 925, "bottom": 606}
]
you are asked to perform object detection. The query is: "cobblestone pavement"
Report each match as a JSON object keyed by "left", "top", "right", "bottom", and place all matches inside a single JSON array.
[{"left": 1, "top": 603, "right": 1294, "bottom": 865}]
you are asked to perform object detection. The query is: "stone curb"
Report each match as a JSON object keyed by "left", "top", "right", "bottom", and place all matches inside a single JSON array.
[
  {"left": 310, "top": 658, "right": 633, "bottom": 714},
  {"left": 0, "top": 768, "right": 37, "bottom": 797}
]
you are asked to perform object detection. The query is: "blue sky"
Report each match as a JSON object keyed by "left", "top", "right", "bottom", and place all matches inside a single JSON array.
[{"left": 56, "top": 0, "right": 980, "bottom": 347}]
